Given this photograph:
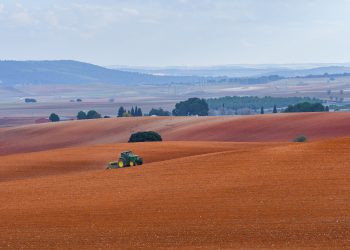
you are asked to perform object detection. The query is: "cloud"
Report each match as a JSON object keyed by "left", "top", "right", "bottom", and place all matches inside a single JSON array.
[
  {"left": 46, "top": 11, "right": 59, "bottom": 27},
  {"left": 122, "top": 7, "right": 139, "bottom": 16},
  {"left": 177, "top": 0, "right": 190, "bottom": 4},
  {"left": 10, "top": 3, "right": 33, "bottom": 25},
  {"left": 11, "top": 10, "right": 32, "bottom": 24},
  {"left": 1, "top": 0, "right": 350, "bottom": 65}
]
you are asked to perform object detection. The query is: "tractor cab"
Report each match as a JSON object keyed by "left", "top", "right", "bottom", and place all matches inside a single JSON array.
[{"left": 121, "top": 151, "right": 134, "bottom": 158}]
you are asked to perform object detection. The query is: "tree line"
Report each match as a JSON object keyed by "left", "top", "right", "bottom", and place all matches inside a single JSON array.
[
  {"left": 48, "top": 97, "right": 329, "bottom": 123},
  {"left": 117, "top": 106, "right": 143, "bottom": 117},
  {"left": 284, "top": 102, "right": 329, "bottom": 113},
  {"left": 207, "top": 96, "right": 323, "bottom": 111}
]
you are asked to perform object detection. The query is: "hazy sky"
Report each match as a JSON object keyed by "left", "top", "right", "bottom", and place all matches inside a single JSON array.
[{"left": 0, "top": 0, "right": 350, "bottom": 66}]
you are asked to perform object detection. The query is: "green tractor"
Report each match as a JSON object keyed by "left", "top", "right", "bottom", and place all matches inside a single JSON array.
[{"left": 107, "top": 151, "right": 143, "bottom": 169}]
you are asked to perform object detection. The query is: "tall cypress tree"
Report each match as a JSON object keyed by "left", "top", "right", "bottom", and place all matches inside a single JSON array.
[
  {"left": 137, "top": 107, "right": 143, "bottom": 116},
  {"left": 131, "top": 107, "right": 135, "bottom": 116},
  {"left": 273, "top": 105, "right": 278, "bottom": 113},
  {"left": 117, "top": 106, "right": 125, "bottom": 117},
  {"left": 260, "top": 106, "right": 264, "bottom": 114}
]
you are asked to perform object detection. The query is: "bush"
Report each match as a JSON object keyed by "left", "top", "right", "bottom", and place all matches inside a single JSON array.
[
  {"left": 293, "top": 136, "right": 307, "bottom": 143},
  {"left": 25, "top": 98, "right": 37, "bottom": 103},
  {"left": 86, "top": 110, "right": 102, "bottom": 119},
  {"left": 284, "top": 102, "right": 325, "bottom": 113},
  {"left": 77, "top": 111, "right": 87, "bottom": 120},
  {"left": 123, "top": 112, "right": 132, "bottom": 117},
  {"left": 128, "top": 131, "right": 162, "bottom": 143},
  {"left": 172, "top": 97, "right": 209, "bottom": 116},
  {"left": 49, "top": 113, "right": 60, "bottom": 122},
  {"left": 149, "top": 108, "right": 171, "bottom": 116}
]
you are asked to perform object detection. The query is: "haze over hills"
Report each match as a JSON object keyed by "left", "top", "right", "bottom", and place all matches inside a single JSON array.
[
  {"left": 1, "top": 60, "right": 350, "bottom": 86},
  {"left": 0, "top": 60, "right": 203, "bottom": 85},
  {"left": 113, "top": 64, "right": 350, "bottom": 77}
]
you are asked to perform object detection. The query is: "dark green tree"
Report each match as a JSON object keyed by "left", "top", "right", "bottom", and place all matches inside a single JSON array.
[
  {"left": 49, "top": 113, "right": 60, "bottom": 122},
  {"left": 260, "top": 107, "right": 264, "bottom": 114},
  {"left": 137, "top": 107, "right": 142, "bottom": 116},
  {"left": 118, "top": 106, "right": 126, "bottom": 117},
  {"left": 131, "top": 107, "right": 135, "bottom": 116},
  {"left": 149, "top": 108, "right": 171, "bottom": 116},
  {"left": 284, "top": 102, "right": 325, "bottom": 113},
  {"left": 77, "top": 111, "right": 87, "bottom": 120},
  {"left": 273, "top": 105, "right": 278, "bottom": 113},
  {"left": 86, "top": 110, "right": 102, "bottom": 119},
  {"left": 206, "top": 96, "right": 322, "bottom": 111},
  {"left": 172, "top": 97, "right": 209, "bottom": 116},
  {"left": 128, "top": 131, "right": 162, "bottom": 143},
  {"left": 325, "top": 106, "right": 330, "bottom": 112},
  {"left": 294, "top": 136, "right": 307, "bottom": 142},
  {"left": 25, "top": 98, "right": 37, "bottom": 103}
]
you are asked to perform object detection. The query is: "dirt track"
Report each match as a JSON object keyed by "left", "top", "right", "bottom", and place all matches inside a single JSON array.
[{"left": 1, "top": 114, "right": 350, "bottom": 248}]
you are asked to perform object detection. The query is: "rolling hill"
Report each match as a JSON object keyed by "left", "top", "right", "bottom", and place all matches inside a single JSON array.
[
  {"left": 0, "top": 60, "right": 202, "bottom": 85},
  {"left": 0, "top": 137, "right": 349, "bottom": 248},
  {"left": 2, "top": 60, "right": 350, "bottom": 86},
  {"left": 2, "top": 112, "right": 350, "bottom": 155},
  {"left": 113, "top": 64, "right": 350, "bottom": 77},
  {"left": 1, "top": 112, "right": 350, "bottom": 248}
]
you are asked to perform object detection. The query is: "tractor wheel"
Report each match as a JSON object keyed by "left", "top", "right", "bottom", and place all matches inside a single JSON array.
[
  {"left": 118, "top": 159, "right": 125, "bottom": 168},
  {"left": 130, "top": 161, "right": 135, "bottom": 167}
]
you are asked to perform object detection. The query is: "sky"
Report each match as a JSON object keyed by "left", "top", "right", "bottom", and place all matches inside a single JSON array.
[{"left": 0, "top": 0, "right": 350, "bottom": 66}]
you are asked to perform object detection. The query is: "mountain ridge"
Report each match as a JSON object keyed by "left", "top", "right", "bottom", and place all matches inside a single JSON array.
[{"left": 0, "top": 60, "right": 202, "bottom": 85}]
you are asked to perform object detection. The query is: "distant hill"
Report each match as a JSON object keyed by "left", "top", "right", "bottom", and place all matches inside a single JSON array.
[
  {"left": 0, "top": 60, "right": 203, "bottom": 85},
  {"left": 268, "top": 66, "right": 350, "bottom": 78},
  {"left": 1, "top": 60, "right": 350, "bottom": 86},
  {"left": 112, "top": 65, "right": 350, "bottom": 78}
]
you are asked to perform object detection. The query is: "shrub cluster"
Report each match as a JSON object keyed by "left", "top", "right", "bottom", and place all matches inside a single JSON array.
[
  {"left": 293, "top": 136, "right": 307, "bottom": 142},
  {"left": 117, "top": 106, "right": 143, "bottom": 117},
  {"left": 149, "top": 108, "right": 171, "bottom": 116},
  {"left": 172, "top": 97, "right": 209, "bottom": 116},
  {"left": 284, "top": 102, "right": 326, "bottom": 113},
  {"left": 49, "top": 113, "right": 60, "bottom": 122},
  {"left": 77, "top": 110, "right": 102, "bottom": 120},
  {"left": 128, "top": 131, "right": 162, "bottom": 143},
  {"left": 25, "top": 98, "right": 37, "bottom": 103}
]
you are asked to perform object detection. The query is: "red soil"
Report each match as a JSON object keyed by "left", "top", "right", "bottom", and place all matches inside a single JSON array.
[
  {"left": 1, "top": 113, "right": 350, "bottom": 248},
  {"left": 0, "top": 141, "right": 277, "bottom": 182},
  {"left": 2, "top": 112, "right": 350, "bottom": 155},
  {"left": 0, "top": 138, "right": 350, "bottom": 248},
  {"left": 0, "top": 117, "right": 41, "bottom": 128}
]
